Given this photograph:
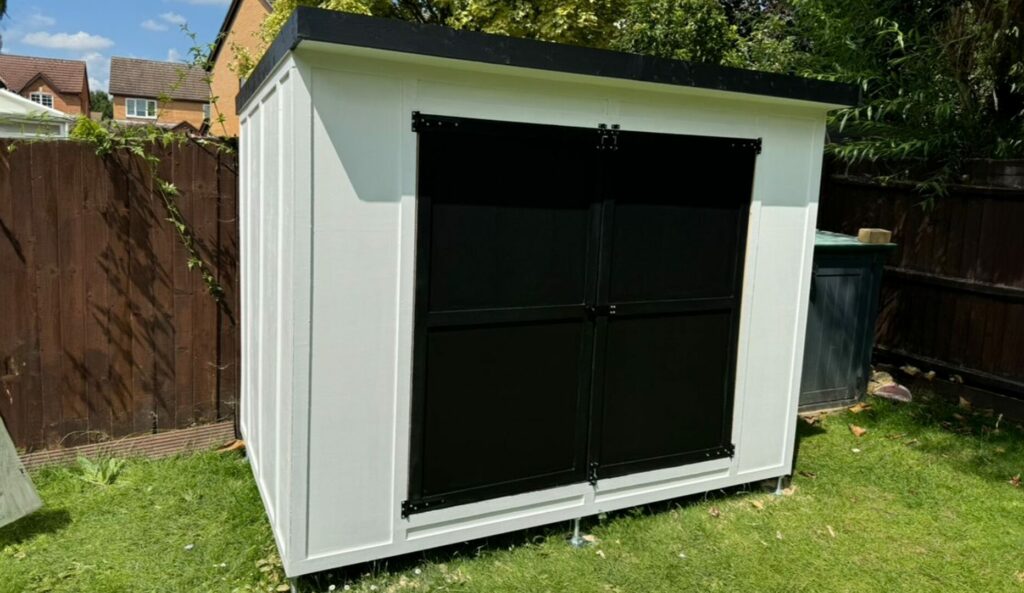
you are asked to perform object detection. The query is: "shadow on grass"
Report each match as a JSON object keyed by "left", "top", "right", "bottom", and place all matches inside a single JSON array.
[
  {"left": 0, "top": 508, "right": 72, "bottom": 547},
  {"left": 861, "top": 392, "right": 1024, "bottom": 485}
]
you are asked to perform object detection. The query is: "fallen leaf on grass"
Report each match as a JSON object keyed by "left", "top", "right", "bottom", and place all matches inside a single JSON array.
[
  {"left": 1011, "top": 475, "right": 1021, "bottom": 488},
  {"left": 801, "top": 415, "right": 819, "bottom": 426},
  {"left": 1015, "top": 571, "right": 1024, "bottom": 583},
  {"left": 595, "top": 550, "right": 606, "bottom": 559},
  {"left": 923, "top": 370, "right": 936, "bottom": 380},
  {"left": 798, "top": 470, "right": 817, "bottom": 479},
  {"left": 952, "top": 413, "right": 967, "bottom": 422},
  {"left": 849, "top": 424, "right": 868, "bottom": 437},
  {"left": 751, "top": 500, "right": 765, "bottom": 510},
  {"left": 900, "top": 364, "right": 921, "bottom": 377},
  {"left": 826, "top": 525, "right": 836, "bottom": 538},
  {"left": 677, "top": 551, "right": 687, "bottom": 559},
  {"left": 782, "top": 486, "right": 797, "bottom": 496},
  {"left": 851, "top": 448, "right": 862, "bottom": 454},
  {"left": 218, "top": 439, "right": 246, "bottom": 453},
  {"left": 775, "top": 531, "right": 784, "bottom": 540},
  {"left": 958, "top": 396, "right": 972, "bottom": 410},
  {"left": 848, "top": 402, "right": 871, "bottom": 414},
  {"left": 276, "top": 585, "right": 291, "bottom": 593},
  {"left": 582, "top": 534, "right": 599, "bottom": 544},
  {"left": 996, "top": 447, "right": 1007, "bottom": 454},
  {"left": 708, "top": 507, "right": 721, "bottom": 518}
]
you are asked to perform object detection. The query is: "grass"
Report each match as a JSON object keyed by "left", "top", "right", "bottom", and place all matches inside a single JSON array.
[{"left": 2, "top": 392, "right": 1023, "bottom": 592}]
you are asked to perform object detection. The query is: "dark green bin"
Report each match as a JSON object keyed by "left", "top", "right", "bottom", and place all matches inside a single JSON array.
[{"left": 799, "top": 231, "right": 896, "bottom": 411}]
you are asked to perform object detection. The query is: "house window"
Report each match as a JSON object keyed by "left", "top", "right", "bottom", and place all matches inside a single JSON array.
[
  {"left": 126, "top": 98, "right": 158, "bottom": 119},
  {"left": 29, "top": 93, "right": 54, "bottom": 108}
]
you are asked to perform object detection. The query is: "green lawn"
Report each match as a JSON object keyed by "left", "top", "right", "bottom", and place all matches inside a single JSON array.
[{"left": 2, "top": 393, "right": 1023, "bottom": 593}]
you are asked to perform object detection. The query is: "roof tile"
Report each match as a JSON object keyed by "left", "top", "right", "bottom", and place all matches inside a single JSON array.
[
  {"left": 0, "top": 54, "right": 87, "bottom": 94},
  {"left": 109, "top": 57, "right": 209, "bottom": 103}
]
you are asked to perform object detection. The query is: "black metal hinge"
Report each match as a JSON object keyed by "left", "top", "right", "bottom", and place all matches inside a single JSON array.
[
  {"left": 596, "top": 123, "right": 620, "bottom": 151},
  {"left": 731, "top": 138, "right": 762, "bottom": 154},
  {"left": 411, "top": 111, "right": 463, "bottom": 133},
  {"left": 587, "top": 462, "right": 599, "bottom": 485},
  {"left": 401, "top": 498, "right": 444, "bottom": 518}
]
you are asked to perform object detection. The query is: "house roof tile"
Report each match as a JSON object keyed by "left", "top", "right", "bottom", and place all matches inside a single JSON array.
[
  {"left": 109, "top": 57, "right": 209, "bottom": 103},
  {"left": 0, "top": 54, "right": 88, "bottom": 94}
]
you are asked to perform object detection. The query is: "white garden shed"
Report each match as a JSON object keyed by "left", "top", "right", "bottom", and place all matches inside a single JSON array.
[{"left": 237, "top": 8, "right": 857, "bottom": 576}]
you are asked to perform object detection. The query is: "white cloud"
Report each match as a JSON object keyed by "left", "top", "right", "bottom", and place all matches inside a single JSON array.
[
  {"left": 26, "top": 13, "right": 56, "bottom": 28},
  {"left": 160, "top": 12, "right": 188, "bottom": 26},
  {"left": 167, "top": 48, "right": 183, "bottom": 62},
  {"left": 81, "top": 52, "right": 110, "bottom": 92},
  {"left": 141, "top": 19, "right": 169, "bottom": 32},
  {"left": 22, "top": 31, "right": 114, "bottom": 51},
  {"left": 89, "top": 76, "right": 108, "bottom": 93}
]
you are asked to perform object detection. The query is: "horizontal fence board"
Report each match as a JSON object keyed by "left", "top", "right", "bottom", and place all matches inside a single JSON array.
[{"left": 0, "top": 141, "right": 239, "bottom": 452}]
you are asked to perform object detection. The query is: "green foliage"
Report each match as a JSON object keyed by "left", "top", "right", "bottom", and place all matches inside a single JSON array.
[
  {"left": 612, "top": 0, "right": 743, "bottom": 66},
  {"left": 88, "top": 91, "right": 113, "bottom": 120},
  {"left": 446, "top": 0, "right": 621, "bottom": 48},
  {"left": 789, "top": 0, "right": 1024, "bottom": 192},
  {"left": 74, "top": 457, "right": 126, "bottom": 486}
]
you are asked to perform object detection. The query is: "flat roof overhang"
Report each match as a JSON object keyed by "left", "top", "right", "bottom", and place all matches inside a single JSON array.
[{"left": 238, "top": 7, "right": 859, "bottom": 113}]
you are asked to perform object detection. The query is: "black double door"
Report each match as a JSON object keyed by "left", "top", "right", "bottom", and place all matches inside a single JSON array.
[{"left": 405, "top": 114, "right": 757, "bottom": 516}]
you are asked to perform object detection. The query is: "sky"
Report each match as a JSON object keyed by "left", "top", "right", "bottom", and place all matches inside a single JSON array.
[{"left": 0, "top": 0, "right": 230, "bottom": 92}]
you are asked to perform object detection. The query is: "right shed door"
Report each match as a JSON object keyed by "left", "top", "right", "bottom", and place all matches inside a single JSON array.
[{"left": 589, "top": 131, "right": 756, "bottom": 480}]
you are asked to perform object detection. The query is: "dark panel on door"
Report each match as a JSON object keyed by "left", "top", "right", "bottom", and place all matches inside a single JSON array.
[
  {"left": 408, "top": 115, "right": 598, "bottom": 513},
  {"left": 590, "top": 131, "right": 755, "bottom": 479}
]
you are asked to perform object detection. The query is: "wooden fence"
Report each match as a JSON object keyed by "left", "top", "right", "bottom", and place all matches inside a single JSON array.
[
  {"left": 0, "top": 141, "right": 239, "bottom": 452},
  {"left": 818, "top": 171, "right": 1024, "bottom": 398}
]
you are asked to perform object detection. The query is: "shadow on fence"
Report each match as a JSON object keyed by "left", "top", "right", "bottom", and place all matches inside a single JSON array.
[{"left": 0, "top": 140, "right": 239, "bottom": 452}]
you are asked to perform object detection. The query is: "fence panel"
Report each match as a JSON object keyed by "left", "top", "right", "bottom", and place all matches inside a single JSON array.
[
  {"left": 0, "top": 140, "right": 239, "bottom": 451},
  {"left": 818, "top": 173, "right": 1024, "bottom": 397}
]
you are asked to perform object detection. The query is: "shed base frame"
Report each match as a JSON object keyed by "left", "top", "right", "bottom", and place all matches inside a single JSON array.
[{"left": 263, "top": 456, "right": 790, "bottom": 576}]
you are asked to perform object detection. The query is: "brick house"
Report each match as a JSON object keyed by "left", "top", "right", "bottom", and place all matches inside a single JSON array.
[
  {"left": 109, "top": 57, "right": 210, "bottom": 129},
  {"left": 0, "top": 54, "right": 91, "bottom": 115},
  {"left": 208, "top": 0, "right": 273, "bottom": 136}
]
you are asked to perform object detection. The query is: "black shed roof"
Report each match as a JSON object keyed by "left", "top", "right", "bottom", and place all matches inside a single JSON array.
[{"left": 238, "top": 8, "right": 858, "bottom": 112}]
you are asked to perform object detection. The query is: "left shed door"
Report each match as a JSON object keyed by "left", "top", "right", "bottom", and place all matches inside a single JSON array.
[{"left": 407, "top": 115, "right": 598, "bottom": 513}]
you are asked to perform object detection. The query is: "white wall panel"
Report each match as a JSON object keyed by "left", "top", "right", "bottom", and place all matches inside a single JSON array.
[{"left": 306, "top": 69, "right": 405, "bottom": 556}]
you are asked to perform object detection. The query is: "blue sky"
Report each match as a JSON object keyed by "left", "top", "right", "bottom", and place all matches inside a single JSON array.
[{"left": 0, "top": 0, "right": 230, "bottom": 92}]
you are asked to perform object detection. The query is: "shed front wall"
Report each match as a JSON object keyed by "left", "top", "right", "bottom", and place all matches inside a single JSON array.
[{"left": 241, "top": 48, "right": 826, "bottom": 575}]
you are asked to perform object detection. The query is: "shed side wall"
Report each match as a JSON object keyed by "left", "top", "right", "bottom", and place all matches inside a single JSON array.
[{"left": 239, "top": 55, "right": 299, "bottom": 564}]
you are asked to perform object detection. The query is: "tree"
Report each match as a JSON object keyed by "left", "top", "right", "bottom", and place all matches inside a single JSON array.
[
  {"left": 90, "top": 91, "right": 113, "bottom": 120},
  {"left": 611, "top": 0, "right": 742, "bottom": 66},
  {"left": 787, "top": 0, "right": 1024, "bottom": 191}
]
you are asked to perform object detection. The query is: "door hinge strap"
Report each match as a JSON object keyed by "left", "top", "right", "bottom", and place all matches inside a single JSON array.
[
  {"left": 588, "top": 462, "right": 599, "bottom": 485},
  {"left": 402, "top": 498, "right": 445, "bottom": 518}
]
